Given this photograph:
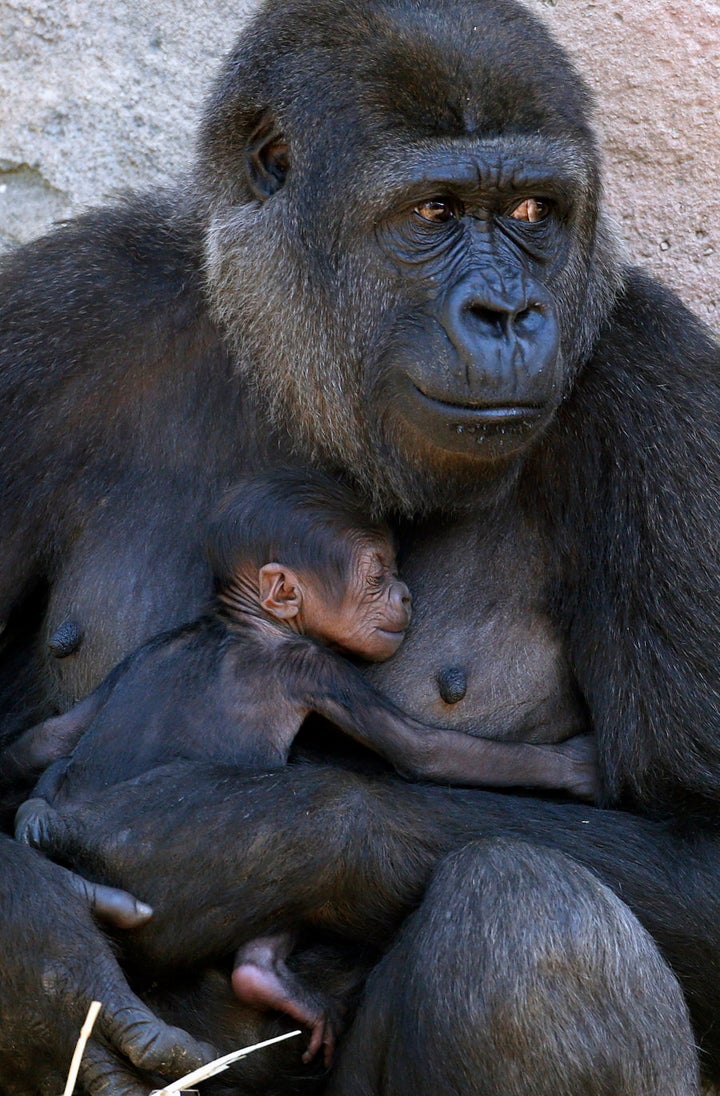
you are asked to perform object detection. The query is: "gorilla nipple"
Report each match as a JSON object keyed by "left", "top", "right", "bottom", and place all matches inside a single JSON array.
[
  {"left": 48, "top": 620, "right": 84, "bottom": 658},
  {"left": 437, "top": 667, "right": 467, "bottom": 705}
]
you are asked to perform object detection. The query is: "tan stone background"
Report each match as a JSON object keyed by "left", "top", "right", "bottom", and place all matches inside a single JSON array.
[{"left": 0, "top": 0, "right": 718, "bottom": 329}]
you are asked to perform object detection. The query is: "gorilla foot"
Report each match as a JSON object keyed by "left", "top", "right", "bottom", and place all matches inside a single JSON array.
[{"left": 233, "top": 935, "right": 337, "bottom": 1068}]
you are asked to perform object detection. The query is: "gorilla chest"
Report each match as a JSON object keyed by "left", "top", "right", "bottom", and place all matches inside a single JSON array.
[{"left": 364, "top": 513, "right": 585, "bottom": 745}]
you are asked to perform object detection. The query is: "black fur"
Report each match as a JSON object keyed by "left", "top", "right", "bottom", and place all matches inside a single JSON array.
[
  {"left": 33, "top": 763, "right": 710, "bottom": 1088},
  {"left": 0, "top": 0, "right": 719, "bottom": 1091},
  {"left": 206, "top": 469, "right": 390, "bottom": 599},
  {"left": 10, "top": 462, "right": 595, "bottom": 833}
]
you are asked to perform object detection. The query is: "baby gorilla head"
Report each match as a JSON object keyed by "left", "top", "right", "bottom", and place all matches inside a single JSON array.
[{"left": 207, "top": 469, "right": 412, "bottom": 661}]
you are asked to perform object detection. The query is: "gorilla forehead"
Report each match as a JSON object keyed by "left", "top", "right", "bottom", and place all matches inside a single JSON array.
[
  {"left": 201, "top": 0, "right": 597, "bottom": 178},
  {"left": 347, "top": 136, "right": 593, "bottom": 225},
  {"left": 356, "top": 2, "right": 596, "bottom": 144}
]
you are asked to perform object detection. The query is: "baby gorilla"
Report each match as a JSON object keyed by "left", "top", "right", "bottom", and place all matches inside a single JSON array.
[{"left": 14, "top": 469, "right": 596, "bottom": 1061}]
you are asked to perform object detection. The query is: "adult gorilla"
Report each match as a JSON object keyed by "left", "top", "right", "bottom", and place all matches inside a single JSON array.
[{"left": 1, "top": 0, "right": 719, "bottom": 1092}]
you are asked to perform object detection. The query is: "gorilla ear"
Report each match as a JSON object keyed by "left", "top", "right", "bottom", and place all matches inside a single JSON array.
[{"left": 245, "top": 114, "right": 290, "bottom": 200}]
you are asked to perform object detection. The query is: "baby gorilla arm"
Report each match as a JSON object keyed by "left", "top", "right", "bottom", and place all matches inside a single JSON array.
[
  {"left": 1, "top": 651, "right": 137, "bottom": 802},
  {"left": 289, "top": 643, "right": 598, "bottom": 799},
  {"left": 0, "top": 688, "right": 109, "bottom": 790}
]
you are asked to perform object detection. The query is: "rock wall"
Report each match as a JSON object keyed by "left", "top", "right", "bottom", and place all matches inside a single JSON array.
[
  {"left": 0, "top": 0, "right": 717, "bottom": 327},
  {"left": 536, "top": 0, "right": 719, "bottom": 330}
]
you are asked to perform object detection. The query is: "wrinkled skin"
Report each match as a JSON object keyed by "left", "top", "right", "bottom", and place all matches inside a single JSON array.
[
  {"left": 292, "top": 538, "right": 411, "bottom": 662},
  {"left": 0, "top": 0, "right": 720, "bottom": 1092},
  {"left": 0, "top": 837, "right": 215, "bottom": 1096}
]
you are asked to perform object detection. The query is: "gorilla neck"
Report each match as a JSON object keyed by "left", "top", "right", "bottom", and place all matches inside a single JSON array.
[
  {"left": 366, "top": 454, "right": 525, "bottom": 520},
  {"left": 235, "top": 382, "right": 527, "bottom": 520}
]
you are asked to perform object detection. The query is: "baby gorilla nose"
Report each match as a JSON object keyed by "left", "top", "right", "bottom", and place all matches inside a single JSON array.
[{"left": 388, "top": 579, "right": 412, "bottom": 629}]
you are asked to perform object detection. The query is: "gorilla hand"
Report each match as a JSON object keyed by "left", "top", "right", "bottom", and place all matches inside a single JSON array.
[
  {"left": 59, "top": 859, "right": 156, "bottom": 930},
  {"left": 0, "top": 836, "right": 216, "bottom": 1096}
]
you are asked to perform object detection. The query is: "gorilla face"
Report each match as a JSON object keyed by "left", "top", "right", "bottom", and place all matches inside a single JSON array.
[
  {"left": 364, "top": 140, "right": 588, "bottom": 463},
  {"left": 200, "top": 0, "right": 621, "bottom": 513}
]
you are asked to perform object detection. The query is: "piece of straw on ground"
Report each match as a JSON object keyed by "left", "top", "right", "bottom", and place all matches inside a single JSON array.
[
  {"left": 61, "top": 1001, "right": 300, "bottom": 1095},
  {"left": 62, "top": 1000, "right": 102, "bottom": 1096},
  {"left": 150, "top": 1030, "right": 303, "bottom": 1094}
]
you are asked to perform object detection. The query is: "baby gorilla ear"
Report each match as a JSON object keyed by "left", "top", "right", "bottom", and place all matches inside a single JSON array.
[
  {"left": 245, "top": 114, "right": 290, "bottom": 199},
  {"left": 258, "top": 563, "right": 302, "bottom": 620}
]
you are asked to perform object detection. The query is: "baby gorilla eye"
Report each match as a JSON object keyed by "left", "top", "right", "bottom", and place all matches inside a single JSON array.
[
  {"left": 414, "top": 199, "right": 458, "bottom": 224},
  {"left": 508, "top": 197, "right": 551, "bottom": 223}
]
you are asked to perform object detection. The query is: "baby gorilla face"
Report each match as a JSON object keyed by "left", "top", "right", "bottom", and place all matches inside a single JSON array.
[{"left": 304, "top": 538, "right": 412, "bottom": 661}]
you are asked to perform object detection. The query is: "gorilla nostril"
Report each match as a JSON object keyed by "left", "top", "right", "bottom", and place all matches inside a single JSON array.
[{"left": 463, "top": 303, "right": 508, "bottom": 330}]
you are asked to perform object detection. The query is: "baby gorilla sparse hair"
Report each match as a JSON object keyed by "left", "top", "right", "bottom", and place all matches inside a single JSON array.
[
  {"left": 208, "top": 469, "right": 393, "bottom": 605},
  {"left": 13, "top": 469, "right": 596, "bottom": 1062}
]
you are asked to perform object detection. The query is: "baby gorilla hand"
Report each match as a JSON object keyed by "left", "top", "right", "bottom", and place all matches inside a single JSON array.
[
  {"left": 547, "top": 734, "right": 599, "bottom": 801},
  {"left": 232, "top": 934, "right": 338, "bottom": 1068},
  {"left": 16, "top": 795, "right": 68, "bottom": 851}
]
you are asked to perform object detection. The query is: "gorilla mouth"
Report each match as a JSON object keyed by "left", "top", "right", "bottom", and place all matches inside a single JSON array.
[
  {"left": 392, "top": 381, "right": 552, "bottom": 459},
  {"left": 411, "top": 387, "right": 546, "bottom": 433}
]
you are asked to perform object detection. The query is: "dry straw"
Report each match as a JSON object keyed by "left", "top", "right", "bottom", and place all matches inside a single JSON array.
[
  {"left": 150, "top": 1030, "right": 302, "bottom": 1093},
  {"left": 61, "top": 1004, "right": 301, "bottom": 1096},
  {"left": 62, "top": 1000, "right": 102, "bottom": 1096}
]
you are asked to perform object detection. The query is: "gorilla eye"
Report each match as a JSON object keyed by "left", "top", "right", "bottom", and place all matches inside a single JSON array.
[
  {"left": 508, "top": 198, "right": 551, "bottom": 223},
  {"left": 414, "top": 199, "right": 458, "bottom": 224}
]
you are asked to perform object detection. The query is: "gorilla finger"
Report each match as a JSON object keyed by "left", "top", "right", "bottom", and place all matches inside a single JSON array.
[
  {"left": 79, "top": 1040, "right": 149, "bottom": 1096},
  {"left": 99, "top": 993, "right": 217, "bottom": 1077},
  {"left": 61, "top": 866, "right": 154, "bottom": 928},
  {"left": 38, "top": 1066, "right": 72, "bottom": 1096}
]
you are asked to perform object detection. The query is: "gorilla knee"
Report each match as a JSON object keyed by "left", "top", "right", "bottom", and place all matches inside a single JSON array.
[{"left": 332, "top": 840, "right": 698, "bottom": 1096}]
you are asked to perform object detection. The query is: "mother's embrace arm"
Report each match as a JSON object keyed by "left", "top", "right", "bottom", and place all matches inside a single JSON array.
[
  {"left": 34, "top": 760, "right": 720, "bottom": 1075},
  {"left": 0, "top": 834, "right": 215, "bottom": 1096}
]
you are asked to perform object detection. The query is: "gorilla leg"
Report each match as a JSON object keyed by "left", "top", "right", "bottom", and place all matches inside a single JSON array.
[
  {"left": 330, "top": 840, "right": 699, "bottom": 1096},
  {"left": 38, "top": 764, "right": 720, "bottom": 1076}
]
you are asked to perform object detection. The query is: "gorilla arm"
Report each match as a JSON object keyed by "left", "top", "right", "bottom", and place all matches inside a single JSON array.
[
  {"left": 291, "top": 642, "right": 598, "bottom": 799},
  {"left": 0, "top": 688, "right": 113, "bottom": 793},
  {"left": 34, "top": 760, "right": 720, "bottom": 1075},
  {"left": 529, "top": 272, "right": 720, "bottom": 816}
]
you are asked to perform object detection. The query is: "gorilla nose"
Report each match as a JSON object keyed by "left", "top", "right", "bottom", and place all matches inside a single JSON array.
[
  {"left": 440, "top": 273, "right": 558, "bottom": 396},
  {"left": 445, "top": 273, "right": 546, "bottom": 341},
  {"left": 463, "top": 296, "right": 544, "bottom": 336}
]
